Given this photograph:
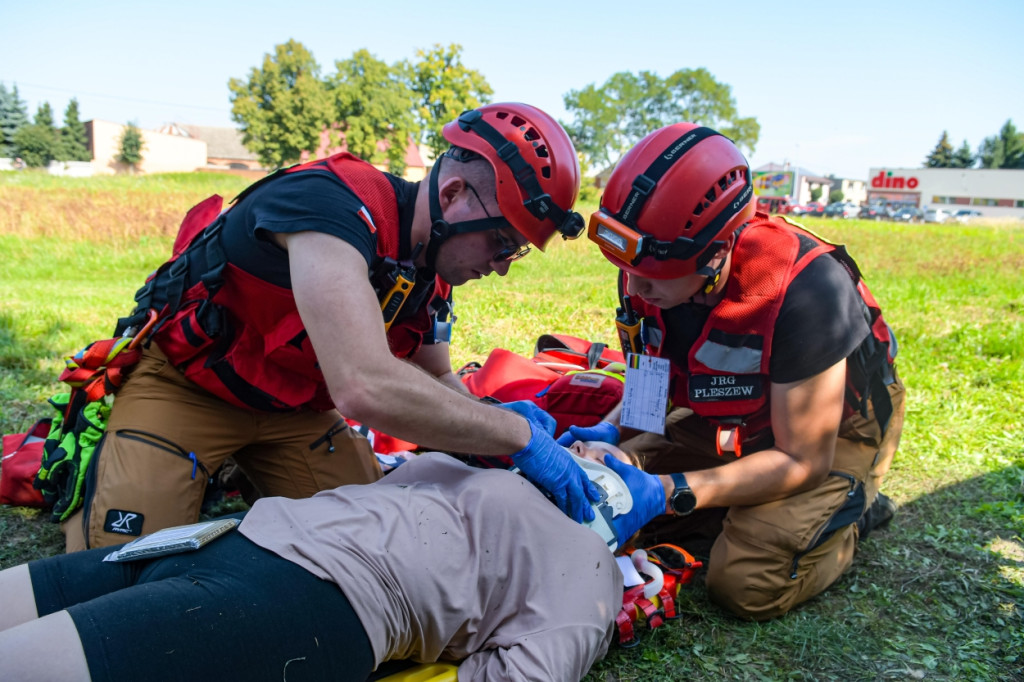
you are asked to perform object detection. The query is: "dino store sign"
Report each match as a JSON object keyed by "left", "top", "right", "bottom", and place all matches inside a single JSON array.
[{"left": 871, "top": 170, "right": 919, "bottom": 190}]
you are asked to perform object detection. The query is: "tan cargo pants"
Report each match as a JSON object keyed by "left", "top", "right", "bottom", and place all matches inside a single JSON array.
[
  {"left": 63, "top": 346, "right": 381, "bottom": 552},
  {"left": 623, "top": 372, "right": 905, "bottom": 620}
]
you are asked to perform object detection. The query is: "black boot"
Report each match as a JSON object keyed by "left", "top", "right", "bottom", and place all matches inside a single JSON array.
[{"left": 857, "top": 492, "right": 896, "bottom": 540}]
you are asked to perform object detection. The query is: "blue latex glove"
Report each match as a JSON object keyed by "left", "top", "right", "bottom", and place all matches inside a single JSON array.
[
  {"left": 511, "top": 420, "right": 603, "bottom": 523},
  {"left": 556, "top": 420, "right": 620, "bottom": 447},
  {"left": 602, "top": 454, "right": 667, "bottom": 545},
  {"left": 499, "top": 400, "right": 557, "bottom": 436}
]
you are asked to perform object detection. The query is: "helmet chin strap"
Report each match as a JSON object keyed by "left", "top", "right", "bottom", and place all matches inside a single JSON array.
[
  {"left": 693, "top": 235, "right": 734, "bottom": 297},
  {"left": 698, "top": 264, "right": 722, "bottom": 295},
  {"left": 424, "top": 157, "right": 506, "bottom": 272}
]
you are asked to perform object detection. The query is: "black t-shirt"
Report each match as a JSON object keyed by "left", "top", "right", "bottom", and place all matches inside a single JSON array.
[
  {"left": 661, "top": 250, "right": 872, "bottom": 384},
  {"left": 219, "top": 167, "right": 419, "bottom": 288}
]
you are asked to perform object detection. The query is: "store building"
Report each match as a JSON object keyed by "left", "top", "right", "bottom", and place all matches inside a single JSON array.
[{"left": 866, "top": 167, "right": 1024, "bottom": 220}]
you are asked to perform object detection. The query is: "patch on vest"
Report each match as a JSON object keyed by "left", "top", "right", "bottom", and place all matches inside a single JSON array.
[
  {"left": 568, "top": 372, "right": 605, "bottom": 388},
  {"left": 104, "top": 509, "right": 145, "bottom": 536},
  {"left": 689, "top": 375, "right": 762, "bottom": 402}
]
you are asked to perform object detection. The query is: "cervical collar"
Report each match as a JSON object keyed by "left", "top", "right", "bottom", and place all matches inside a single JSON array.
[{"left": 570, "top": 452, "right": 633, "bottom": 552}]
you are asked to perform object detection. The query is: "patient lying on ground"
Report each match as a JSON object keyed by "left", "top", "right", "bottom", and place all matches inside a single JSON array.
[{"left": 0, "top": 443, "right": 646, "bottom": 682}]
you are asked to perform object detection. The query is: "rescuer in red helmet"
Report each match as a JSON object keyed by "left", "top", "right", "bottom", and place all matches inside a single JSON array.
[
  {"left": 54, "top": 102, "right": 601, "bottom": 552},
  {"left": 560, "top": 123, "right": 906, "bottom": 620}
]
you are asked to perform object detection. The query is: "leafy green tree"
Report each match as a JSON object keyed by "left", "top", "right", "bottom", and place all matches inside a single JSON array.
[
  {"left": 13, "top": 125, "right": 56, "bottom": 167},
  {"left": 61, "top": 98, "right": 91, "bottom": 162},
  {"left": 405, "top": 43, "right": 492, "bottom": 159},
  {"left": 810, "top": 186, "right": 823, "bottom": 202},
  {"left": 328, "top": 49, "right": 418, "bottom": 175},
  {"left": 0, "top": 83, "right": 29, "bottom": 157},
  {"left": 13, "top": 102, "right": 62, "bottom": 167},
  {"left": 951, "top": 140, "right": 975, "bottom": 168},
  {"left": 116, "top": 122, "right": 145, "bottom": 170},
  {"left": 563, "top": 68, "right": 759, "bottom": 172},
  {"left": 978, "top": 119, "right": 1024, "bottom": 169},
  {"left": 924, "top": 131, "right": 955, "bottom": 167},
  {"left": 828, "top": 188, "right": 844, "bottom": 204},
  {"left": 229, "top": 39, "right": 334, "bottom": 168}
]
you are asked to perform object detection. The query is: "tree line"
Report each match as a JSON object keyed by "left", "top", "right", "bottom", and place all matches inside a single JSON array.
[
  {"left": 0, "top": 83, "right": 145, "bottom": 169},
  {"left": 924, "top": 122, "right": 1024, "bottom": 169},
  {"left": 226, "top": 41, "right": 759, "bottom": 176},
  {"left": 0, "top": 84, "right": 91, "bottom": 166},
  {"left": 6, "top": 40, "right": 1020, "bottom": 177},
  {"left": 0, "top": 42, "right": 769, "bottom": 175}
]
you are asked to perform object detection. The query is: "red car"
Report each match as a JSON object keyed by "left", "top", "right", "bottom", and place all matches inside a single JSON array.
[{"left": 803, "top": 202, "right": 826, "bottom": 217}]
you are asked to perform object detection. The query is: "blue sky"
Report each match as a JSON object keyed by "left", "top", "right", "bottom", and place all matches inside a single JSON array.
[{"left": 2, "top": 0, "right": 1021, "bottom": 179}]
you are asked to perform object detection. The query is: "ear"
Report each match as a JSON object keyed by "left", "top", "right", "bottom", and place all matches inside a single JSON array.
[
  {"left": 437, "top": 175, "right": 466, "bottom": 211},
  {"left": 716, "top": 233, "right": 736, "bottom": 259}
]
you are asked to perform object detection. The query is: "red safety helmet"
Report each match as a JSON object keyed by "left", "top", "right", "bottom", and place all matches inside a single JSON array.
[
  {"left": 442, "top": 103, "right": 584, "bottom": 249},
  {"left": 589, "top": 123, "right": 754, "bottom": 279}
]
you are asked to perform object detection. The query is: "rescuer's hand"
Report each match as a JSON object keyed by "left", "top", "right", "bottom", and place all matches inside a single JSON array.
[
  {"left": 556, "top": 421, "right": 620, "bottom": 447},
  {"left": 511, "top": 420, "right": 603, "bottom": 524},
  {"left": 499, "top": 400, "right": 557, "bottom": 436},
  {"left": 602, "top": 454, "right": 666, "bottom": 545}
]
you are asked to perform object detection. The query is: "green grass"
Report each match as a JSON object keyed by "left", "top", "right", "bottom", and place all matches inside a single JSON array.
[{"left": 1, "top": 176, "right": 1022, "bottom": 679}]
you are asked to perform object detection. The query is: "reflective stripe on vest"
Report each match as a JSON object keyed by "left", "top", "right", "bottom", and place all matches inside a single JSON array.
[{"left": 632, "top": 215, "right": 894, "bottom": 449}]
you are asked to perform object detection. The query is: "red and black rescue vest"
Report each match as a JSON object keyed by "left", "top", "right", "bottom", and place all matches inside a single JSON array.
[
  {"left": 631, "top": 214, "right": 896, "bottom": 452},
  {"left": 119, "top": 153, "right": 449, "bottom": 413}
]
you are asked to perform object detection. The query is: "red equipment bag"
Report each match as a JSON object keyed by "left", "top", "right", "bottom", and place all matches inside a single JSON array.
[
  {"left": 1, "top": 419, "right": 52, "bottom": 508},
  {"left": 357, "top": 335, "right": 626, "bottom": 456},
  {"left": 460, "top": 334, "right": 626, "bottom": 435}
]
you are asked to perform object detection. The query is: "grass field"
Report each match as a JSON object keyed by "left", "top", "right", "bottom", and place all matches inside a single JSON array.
[{"left": 1, "top": 171, "right": 1022, "bottom": 680}]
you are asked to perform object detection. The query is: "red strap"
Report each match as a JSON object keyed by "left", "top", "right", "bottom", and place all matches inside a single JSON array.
[{"left": 615, "top": 607, "right": 637, "bottom": 646}]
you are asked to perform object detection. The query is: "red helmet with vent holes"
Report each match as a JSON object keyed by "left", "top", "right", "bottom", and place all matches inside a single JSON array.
[
  {"left": 592, "top": 123, "right": 754, "bottom": 278},
  {"left": 442, "top": 102, "right": 583, "bottom": 249}
]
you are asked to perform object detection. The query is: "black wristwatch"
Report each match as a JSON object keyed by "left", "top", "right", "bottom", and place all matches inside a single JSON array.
[{"left": 668, "top": 473, "right": 697, "bottom": 516}]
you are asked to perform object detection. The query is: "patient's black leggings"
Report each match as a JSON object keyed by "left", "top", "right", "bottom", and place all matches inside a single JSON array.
[{"left": 29, "top": 521, "right": 374, "bottom": 682}]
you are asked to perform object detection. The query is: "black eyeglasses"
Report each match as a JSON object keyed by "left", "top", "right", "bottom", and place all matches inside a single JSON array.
[
  {"left": 465, "top": 182, "right": 532, "bottom": 262},
  {"left": 492, "top": 229, "right": 532, "bottom": 262}
]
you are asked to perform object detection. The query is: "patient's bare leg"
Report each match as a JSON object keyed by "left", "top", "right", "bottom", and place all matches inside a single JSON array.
[
  {"left": 0, "top": 610, "right": 91, "bottom": 681},
  {"left": 0, "top": 565, "right": 38, "bottom": 631}
]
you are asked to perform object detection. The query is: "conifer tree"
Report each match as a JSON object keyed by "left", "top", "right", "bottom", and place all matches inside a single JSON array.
[
  {"left": 0, "top": 83, "right": 29, "bottom": 157},
  {"left": 951, "top": 141, "right": 974, "bottom": 168},
  {"left": 924, "top": 131, "right": 955, "bottom": 167},
  {"left": 61, "top": 98, "right": 91, "bottom": 161},
  {"left": 116, "top": 122, "right": 145, "bottom": 171}
]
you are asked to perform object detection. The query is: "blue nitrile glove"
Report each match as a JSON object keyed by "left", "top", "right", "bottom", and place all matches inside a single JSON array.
[
  {"left": 511, "top": 420, "right": 603, "bottom": 524},
  {"left": 556, "top": 420, "right": 620, "bottom": 447},
  {"left": 499, "top": 400, "right": 557, "bottom": 436},
  {"left": 602, "top": 454, "right": 667, "bottom": 545}
]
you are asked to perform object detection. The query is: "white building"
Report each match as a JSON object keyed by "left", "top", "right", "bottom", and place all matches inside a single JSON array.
[
  {"left": 866, "top": 167, "right": 1024, "bottom": 220},
  {"left": 753, "top": 164, "right": 867, "bottom": 206}
]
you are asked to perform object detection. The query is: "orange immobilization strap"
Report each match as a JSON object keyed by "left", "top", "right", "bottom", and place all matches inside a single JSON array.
[{"left": 615, "top": 544, "right": 703, "bottom": 646}]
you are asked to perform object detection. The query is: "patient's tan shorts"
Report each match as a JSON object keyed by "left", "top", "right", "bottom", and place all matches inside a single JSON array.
[
  {"left": 62, "top": 346, "right": 381, "bottom": 552},
  {"left": 623, "top": 373, "right": 905, "bottom": 620}
]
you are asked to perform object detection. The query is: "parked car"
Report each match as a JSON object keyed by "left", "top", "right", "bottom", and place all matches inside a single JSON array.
[
  {"left": 952, "top": 209, "right": 983, "bottom": 224},
  {"left": 804, "top": 202, "right": 826, "bottom": 217},
  {"left": 824, "top": 202, "right": 859, "bottom": 219},
  {"left": 756, "top": 195, "right": 793, "bottom": 214},
  {"left": 924, "top": 208, "right": 953, "bottom": 223},
  {"left": 892, "top": 206, "right": 924, "bottom": 223},
  {"left": 788, "top": 203, "right": 810, "bottom": 216},
  {"left": 859, "top": 204, "right": 895, "bottom": 221}
]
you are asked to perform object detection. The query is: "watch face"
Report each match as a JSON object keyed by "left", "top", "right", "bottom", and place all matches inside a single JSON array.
[{"left": 671, "top": 486, "right": 697, "bottom": 515}]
